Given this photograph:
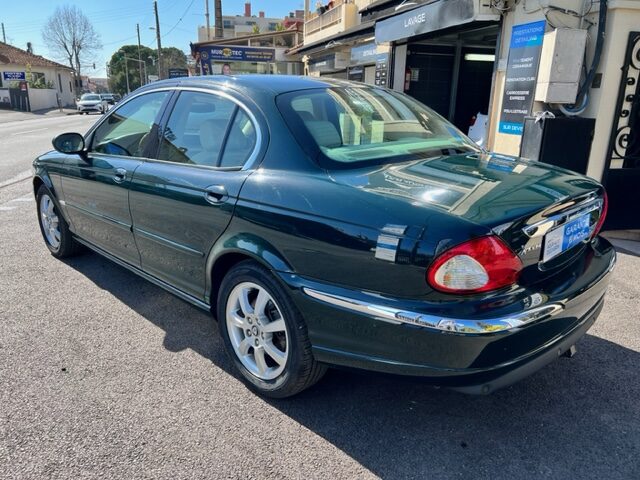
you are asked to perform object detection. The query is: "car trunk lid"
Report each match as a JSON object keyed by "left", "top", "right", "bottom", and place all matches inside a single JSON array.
[{"left": 330, "top": 152, "right": 606, "bottom": 276}]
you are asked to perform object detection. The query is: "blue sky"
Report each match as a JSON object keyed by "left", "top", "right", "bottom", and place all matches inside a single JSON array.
[{"left": 3, "top": 0, "right": 304, "bottom": 77}]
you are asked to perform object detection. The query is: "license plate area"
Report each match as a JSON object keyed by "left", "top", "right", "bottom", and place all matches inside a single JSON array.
[{"left": 542, "top": 213, "right": 592, "bottom": 263}]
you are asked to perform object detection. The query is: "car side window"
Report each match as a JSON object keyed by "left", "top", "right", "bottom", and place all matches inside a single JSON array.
[
  {"left": 219, "top": 110, "right": 257, "bottom": 168},
  {"left": 91, "top": 91, "right": 169, "bottom": 157},
  {"left": 157, "top": 91, "right": 236, "bottom": 167}
]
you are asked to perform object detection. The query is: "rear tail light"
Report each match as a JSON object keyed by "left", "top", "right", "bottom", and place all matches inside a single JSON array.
[
  {"left": 591, "top": 191, "right": 608, "bottom": 238},
  {"left": 427, "top": 236, "right": 522, "bottom": 294}
]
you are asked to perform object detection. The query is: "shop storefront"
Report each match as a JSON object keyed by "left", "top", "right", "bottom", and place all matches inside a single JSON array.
[
  {"left": 485, "top": 1, "right": 640, "bottom": 230},
  {"left": 307, "top": 52, "right": 350, "bottom": 79},
  {"left": 298, "top": 0, "right": 640, "bottom": 229},
  {"left": 348, "top": 43, "right": 377, "bottom": 83},
  {"left": 368, "top": 0, "right": 500, "bottom": 135}
]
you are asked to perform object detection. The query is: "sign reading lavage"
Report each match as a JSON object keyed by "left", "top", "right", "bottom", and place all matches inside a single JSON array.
[
  {"left": 375, "top": 0, "right": 475, "bottom": 43},
  {"left": 498, "top": 20, "right": 546, "bottom": 135}
]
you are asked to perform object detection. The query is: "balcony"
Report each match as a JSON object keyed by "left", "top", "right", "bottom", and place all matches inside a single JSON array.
[{"left": 304, "top": 0, "right": 359, "bottom": 45}]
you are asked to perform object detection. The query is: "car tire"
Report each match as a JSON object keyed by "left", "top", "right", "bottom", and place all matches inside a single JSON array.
[
  {"left": 36, "top": 184, "right": 82, "bottom": 258},
  {"left": 217, "top": 260, "right": 326, "bottom": 398}
]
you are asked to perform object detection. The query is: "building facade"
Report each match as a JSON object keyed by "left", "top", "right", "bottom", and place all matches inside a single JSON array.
[
  {"left": 0, "top": 42, "right": 75, "bottom": 111},
  {"left": 297, "top": 0, "right": 640, "bottom": 229},
  {"left": 197, "top": 2, "right": 302, "bottom": 41}
]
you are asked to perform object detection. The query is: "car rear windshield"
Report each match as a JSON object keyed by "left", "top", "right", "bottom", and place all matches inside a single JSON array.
[{"left": 277, "top": 86, "right": 479, "bottom": 169}]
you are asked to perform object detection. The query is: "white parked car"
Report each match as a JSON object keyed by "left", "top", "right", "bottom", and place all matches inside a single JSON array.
[{"left": 77, "top": 94, "right": 108, "bottom": 115}]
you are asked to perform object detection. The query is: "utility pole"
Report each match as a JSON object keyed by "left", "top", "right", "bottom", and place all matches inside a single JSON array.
[
  {"left": 123, "top": 56, "right": 130, "bottom": 94},
  {"left": 205, "top": 0, "right": 211, "bottom": 41},
  {"left": 136, "top": 23, "right": 144, "bottom": 86},
  {"left": 154, "top": 0, "right": 163, "bottom": 79},
  {"left": 214, "top": 0, "right": 222, "bottom": 38},
  {"left": 1, "top": 23, "right": 5, "bottom": 43}
]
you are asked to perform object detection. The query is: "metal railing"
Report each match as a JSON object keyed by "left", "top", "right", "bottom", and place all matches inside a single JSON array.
[{"left": 305, "top": 0, "right": 347, "bottom": 37}]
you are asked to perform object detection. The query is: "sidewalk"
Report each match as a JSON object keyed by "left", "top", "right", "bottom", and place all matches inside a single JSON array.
[
  {"left": 603, "top": 231, "right": 640, "bottom": 257},
  {"left": 0, "top": 107, "right": 77, "bottom": 124}
]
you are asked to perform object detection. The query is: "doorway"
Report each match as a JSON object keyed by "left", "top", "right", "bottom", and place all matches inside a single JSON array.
[{"left": 404, "top": 24, "right": 499, "bottom": 134}]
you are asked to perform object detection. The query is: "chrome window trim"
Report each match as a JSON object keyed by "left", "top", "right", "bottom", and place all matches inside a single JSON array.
[
  {"left": 86, "top": 85, "right": 264, "bottom": 172},
  {"left": 168, "top": 87, "right": 264, "bottom": 171}
]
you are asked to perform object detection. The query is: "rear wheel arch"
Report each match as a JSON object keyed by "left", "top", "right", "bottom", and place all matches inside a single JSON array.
[{"left": 206, "top": 235, "right": 294, "bottom": 316}]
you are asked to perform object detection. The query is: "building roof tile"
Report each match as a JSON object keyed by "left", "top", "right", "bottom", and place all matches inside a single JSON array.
[{"left": 0, "top": 42, "right": 73, "bottom": 71}]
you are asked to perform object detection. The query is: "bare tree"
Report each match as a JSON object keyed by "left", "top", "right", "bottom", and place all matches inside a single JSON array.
[{"left": 42, "top": 5, "right": 101, "bottom": 97}]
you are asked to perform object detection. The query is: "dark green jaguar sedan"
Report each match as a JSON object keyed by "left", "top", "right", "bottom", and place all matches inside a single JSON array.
[{"left": 33, "top": 76, "right": 615, "bottom": 398}]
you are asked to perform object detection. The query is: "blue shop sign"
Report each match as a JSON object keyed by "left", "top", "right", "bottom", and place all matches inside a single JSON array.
[
  {"left": 3, "top": 71, "right": 26, "bottom": 81},
  {"left": 197, "top": 45, "right": 275, "bottom": 63},
  {"left": 498, "top": 20, "right": 546, "bottom": 135},
  {"left": 350, "top": 43, "right": 377, "bottom": 65}
]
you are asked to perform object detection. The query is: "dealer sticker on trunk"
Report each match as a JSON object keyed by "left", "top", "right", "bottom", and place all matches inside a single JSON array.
[{"left": 542, "top": 213, "right": 592, "bottom": 263}]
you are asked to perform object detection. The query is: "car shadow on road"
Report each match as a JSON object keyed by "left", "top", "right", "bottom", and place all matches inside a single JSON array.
[{"left": 63, "top": 252, "right": 640, "bottom": 479}]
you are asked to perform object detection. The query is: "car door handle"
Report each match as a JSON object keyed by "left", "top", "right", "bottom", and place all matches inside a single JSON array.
[
  {"left": 113, "top": 168, "right": 127, "bottom": 184},
  {"left": 204, "top": 185, "right": 228, "bottom": 204}
]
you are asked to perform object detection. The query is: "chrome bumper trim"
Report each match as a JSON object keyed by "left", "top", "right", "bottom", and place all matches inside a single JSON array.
[
  {"left": 303, "top": 245, "right": 614, "bottom": 335},
  {"left": 303, "top": 288, "right": 564, "bottom": 334}
]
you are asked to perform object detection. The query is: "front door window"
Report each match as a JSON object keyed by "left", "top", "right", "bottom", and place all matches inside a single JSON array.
[{"left": 91, "top": 91, "right": 169, "bottom": 158}]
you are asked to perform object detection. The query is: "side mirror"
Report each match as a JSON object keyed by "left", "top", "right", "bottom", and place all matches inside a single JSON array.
[{"left": 52, "top": 132, "right": 85, "bottom": 154}]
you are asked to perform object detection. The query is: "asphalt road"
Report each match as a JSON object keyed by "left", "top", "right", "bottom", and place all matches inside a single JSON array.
[
  {"left": 1, "top": 119, "right": 639, "bottom": 479},
  {"left": 0, "top": 113, "right": 99, "bottom": 187}
]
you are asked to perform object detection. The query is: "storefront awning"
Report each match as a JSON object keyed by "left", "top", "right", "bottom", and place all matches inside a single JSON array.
[{"left": 375, "top": 0, "right": 481, "bottom": 43}]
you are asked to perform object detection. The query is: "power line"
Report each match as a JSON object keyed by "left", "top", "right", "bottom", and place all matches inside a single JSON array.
[
  {"left": 161, "top": 0, "right": 197, "bottom": 39},
  {"left": 6, "top": 5, "right": 151, "bottom": 29}
]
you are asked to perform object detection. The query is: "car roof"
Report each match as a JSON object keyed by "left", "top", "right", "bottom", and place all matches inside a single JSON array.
[{"left": 144, "top": 74, "right": 364, "bottom": 95}]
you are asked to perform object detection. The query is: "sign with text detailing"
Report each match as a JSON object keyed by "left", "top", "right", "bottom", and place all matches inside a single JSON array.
[
  {"left": 350, "top": 43, "right": 377, "bottom": 65},
  {"left": 375, "top": 53, "right": 389, "bottom": 87},
  {"left": 196, "top": 45, "right": 275, "bottom": 75},
  {"left": 498, "top": 20, "right": 546, "bottom": 135},
  {"left": 198, "top": 45, "right": 275, "bottom": 62},
  {"left": 3, "top": 71, "right": 26, "bottom": 81},
  {"left": 375, "top": 0, "right": 475, "bottom": 43},
  {"left": 168, "top": 68, "right": 189, "bottom": 79}
]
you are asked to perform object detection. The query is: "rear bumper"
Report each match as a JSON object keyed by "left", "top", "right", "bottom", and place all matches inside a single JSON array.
[{"left": 282, "top": 237, "right": 615, "bottom": 393}]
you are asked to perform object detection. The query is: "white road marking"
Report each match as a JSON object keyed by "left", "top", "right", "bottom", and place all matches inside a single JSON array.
[
  {"left": 0, "top": 170, "right": 32, "bottom": 189},
  {"left": 11, "top": 128, "right": 49, "bottom": 136},
  {"left": 0, "top": 206, "right": 16, "bottom": 211},
  {"left": 11, "top": 196, "right": 34, "bottom": 202}
]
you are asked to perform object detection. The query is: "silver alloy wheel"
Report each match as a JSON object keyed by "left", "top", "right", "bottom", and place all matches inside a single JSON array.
[
  {"left": 226, "top": 282, "right": 289, "bottom": 380},
  {"left": 39, "top": 194, "right": 61, "bottom": 250}
]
